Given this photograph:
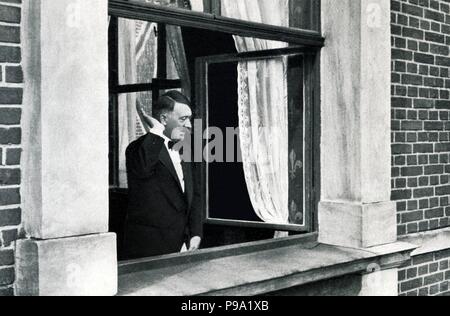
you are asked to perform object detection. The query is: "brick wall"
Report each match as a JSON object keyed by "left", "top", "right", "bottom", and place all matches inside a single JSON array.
[
  {"left": 399, "top": 249, "right": 450, "bottom": 296},
  {"left": 391, "top": 0, "right": 450, "bottom": 236},
  {"left": 391, "top": 0, "right": 450, "bottom": 296},
  {"left": 0, "top": 0, "right": 23, "bottom": 297}
]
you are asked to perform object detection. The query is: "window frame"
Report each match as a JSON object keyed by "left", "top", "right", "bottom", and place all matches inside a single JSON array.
[
  {"left": 108, "top": 0, "right": 323, "bottom": 254},
  {"left": 197, "top": 46, "right": 318, "bottom": 233},
  {"left": 109, "top": 0, "right": 324, "bottom": 47}
]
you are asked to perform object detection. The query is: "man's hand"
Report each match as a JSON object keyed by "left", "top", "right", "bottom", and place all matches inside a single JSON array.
[
  {"left": 188, "top": 236, "right": 202, "bottom": 252},
  {"left": 136, "top": 102, "right": 155, "bottom": 132}
]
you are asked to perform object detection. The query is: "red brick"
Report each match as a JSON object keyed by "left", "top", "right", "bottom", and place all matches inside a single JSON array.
[
  {"left": 401, "top": 166, "right": 423, "bottom": 177},
  {"left": 414, "top": 99, "right": 434, "bottom": 108},
  {"left": 435, "top": 143, "right": 450, "bottom": 152},
  {"left": 401, "top": 278, "right": 423, "bottom": 292},
  {"left": 424, "top": 273, "right": 444, "bottom": 286},
  {"left": 0, "top": 128, "right": 21, "bottom": 145},
  {"left": 0, "top": 46, "right": 20, "bottom": 63},
  {"left": 0, "top": 267, "right": 14, "bottom": 286},
  {"left": 414, "top": 143, "right": 434, "bottom": 153},
  {"left": 413, "top": 188, "right": 433, "bottom": 198},
  {"left": 402, "top": 211, "right": 424, "bottom": 223},
  {"left": 413, "top": 253, "right": 434, "bottom": 265},
  {"left": 403, "top": 27, "right": 424, "bottom": 40},
  {"left": 0, "top": 25, "right": 20, "bottom": 44},
  {"left": 414, "top": 52, "right": 435, "bottom": 64},
  {"left": 425, "top": 208, "right": 444, "bottom": 219},
  {"left": 0, "top": 108, "right": 21, "bottom": 125},
  {"left": 402, "top": 121, "right": 423, "bottom": 130},
  {"left": 435, "top": 249, "right": 450, "bottom": 261},
  {"left": 419, "top": 265, "right": 429, "bottom": 276},
  {"left": 0, "top": 208, "right": 21, "bottom": 226},
  {"left": 436, "top": 185, "right": 450, "bottom": 196},
  {"left": 0, "top": 5, "right": 20, "bottom": 24},
  {"left": 402, "top": 3, "right": 424, "bottom": 17},
  {"left": 393, "top": 48, "right": 413, "bottom": 60},
  {"left": 393, "top": 144, "right": 413, "bottom": 154},
  {"left": 436, "top": 100, "right": 450, "bottom": 109},
  {"left": 430, "top": 284, "right": 440, "bottom": 295},
  {"left": 392, "top": 189, "right": 412, "bottom": 200},
  {"left": 1, "top": 229, "right": 18, "bottom": 248},
  {"left": 436, "top": 56, "right": 450, "bottom": 67},
  {"left": 425, "top": 9, "right": 445, "bottom": 22},
  {"left": 0, "top": 169, "right": 20, "bottom": 185},
  {"left": 5, "top": 148, "right": 21, "bottom": 165},
  {"left": 0, "top": 88, "right": 22, "bottom": 105},
  {"left": 0, "top": 250, "right": 14, "bottom": 266},
  {"left": 418, "top": 287, "right": 429, "bottom": 296},
  {"left": 5, "top": 66, "right": 23, "bottom": 84},
  {"left": 0, "top": 189, "right": 20, "bottom": 206}
]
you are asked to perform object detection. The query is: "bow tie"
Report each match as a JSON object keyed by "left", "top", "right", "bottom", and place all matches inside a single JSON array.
[{"left": 168, "top": 141, "right": 176, "bottom": 150}]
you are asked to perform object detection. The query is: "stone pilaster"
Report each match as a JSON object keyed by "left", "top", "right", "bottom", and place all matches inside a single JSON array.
[
  {"left": 16, "top": 0, "right": 116, "bottom": 296},
  {"left": 319, "top": 0, "right": 395, "bottom": 249}
]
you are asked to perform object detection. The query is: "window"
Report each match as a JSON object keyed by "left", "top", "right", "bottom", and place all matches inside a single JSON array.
[
  {"left": 108, "top": 0, "right": 322, "bottom": 260},
  {"left": 109, "top": 18, "right": 184, "bottom": 188},
  {"left": 199, "top": 48, "right": 316, "bottom": 234}
]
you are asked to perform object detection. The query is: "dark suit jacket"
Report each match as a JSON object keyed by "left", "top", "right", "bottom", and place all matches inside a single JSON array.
[{"left": 123, "top": 133, "right": 202, "bottom": 259}]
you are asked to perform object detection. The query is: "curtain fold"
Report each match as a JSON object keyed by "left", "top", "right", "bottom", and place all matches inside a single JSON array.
[
  {"left": 222, "top": 0, "right": 291, "bottom": 233},
  {"left": 169, "top": 0, "right": 192, "bottom": 99},
  {"left": 167, "top": 25, "right": 191, "bottom": 99},
  {"left": 118, "top": 19, "right": 138, "bottom": 187}
]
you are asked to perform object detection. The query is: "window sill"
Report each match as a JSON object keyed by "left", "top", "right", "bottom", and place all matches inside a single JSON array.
[{"left": 117, "top": 235, "right": 416, "bottom": 296}]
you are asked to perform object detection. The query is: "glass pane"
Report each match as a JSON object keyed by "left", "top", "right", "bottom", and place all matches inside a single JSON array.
[
  {"left": 289, "top": 0, "right": 320, "bottom": 30},
  {"left": 206, "top": 53, "right": 306, "bottom": 228},
  {"left": 116, "top": 91, "right": 153, "bottom": 189},
  {"left": 114, "top": 14, "right": 294, "bottom": 90},
  {"left": 117, "top": 18, "right": 182, "bottom": 85}
]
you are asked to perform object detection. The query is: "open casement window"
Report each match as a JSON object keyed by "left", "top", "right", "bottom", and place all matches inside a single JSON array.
[
  {"left": 108, "top": 0, "right": 323, "bottom": 259},
  {"left": 197, "top": 47, "right": 318, "bottom": 234}
]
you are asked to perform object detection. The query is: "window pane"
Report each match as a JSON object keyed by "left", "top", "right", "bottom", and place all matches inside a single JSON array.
[
  {"left": 116, "top": 91, "right": 154, "bottom": 189},
  {"left": 289, "top": 0, "right": 320, "bottom": 30},
  {"left": 117, "top": 19, "right": 184, "bottom": 85},
  {"left": 206, "top": 53, "right": 306, "bottom": 228},
  {"left": 114, "top": 14, "right": 299, "bottom": 92}
]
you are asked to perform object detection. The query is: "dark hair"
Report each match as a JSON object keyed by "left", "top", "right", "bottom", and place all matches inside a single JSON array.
[{"left": 152, "top": 90, "right": 191, "bottom": 121}]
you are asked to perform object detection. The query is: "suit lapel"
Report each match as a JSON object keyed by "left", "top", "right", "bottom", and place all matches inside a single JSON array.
[
  {"left": 159, "top": 146, "right": 184, "bottom": 194},
  {"left": 182, "top": 161, "right": 193, "bottom": 209}
]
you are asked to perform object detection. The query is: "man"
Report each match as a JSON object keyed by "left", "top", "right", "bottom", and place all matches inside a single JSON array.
[{"left": 124, "top": 91, "right": 202, "bottom": 259}]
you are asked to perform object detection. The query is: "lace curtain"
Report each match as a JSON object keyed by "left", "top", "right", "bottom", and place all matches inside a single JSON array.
[{"left": 222, "top": 0, "right": 291, "bottom": 234}]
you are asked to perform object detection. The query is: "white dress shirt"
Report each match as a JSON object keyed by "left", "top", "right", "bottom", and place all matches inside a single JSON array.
[{"left": 150, "top": 120, "right": 185, "bottom": 193}]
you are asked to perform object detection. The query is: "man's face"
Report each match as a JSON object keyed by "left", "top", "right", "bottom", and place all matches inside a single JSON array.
[{"left": 162, "top": 102, "right": 193, "bottom": 141}]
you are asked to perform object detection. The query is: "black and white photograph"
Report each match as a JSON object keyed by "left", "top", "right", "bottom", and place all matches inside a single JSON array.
[{"left": 0, "top": 0, "right": 449, "bottom": 298}]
